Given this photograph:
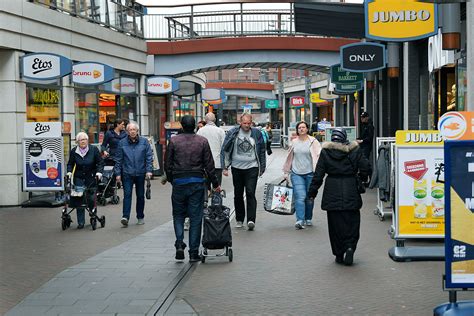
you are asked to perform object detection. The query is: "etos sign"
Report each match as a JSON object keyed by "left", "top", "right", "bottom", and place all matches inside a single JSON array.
[
  {"left": 290, "top": 96, "right": 305, "bottom": 108},
  {"left": 340, "top": 42, "right": 386, "bottom": 73}
]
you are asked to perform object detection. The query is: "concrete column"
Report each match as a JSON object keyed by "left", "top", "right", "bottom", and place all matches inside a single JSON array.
[
  {"left": 62, "top": 76, "right": 76, "bottom": 139},
  {"left": 139, "top": 75, "right": 149, "bottom": 137},
  {"left": 467, "top": 2, "right": 474, "bottom": 111},
  {"left": 0, "top": 50, "right": 28, "bottom": 206}
]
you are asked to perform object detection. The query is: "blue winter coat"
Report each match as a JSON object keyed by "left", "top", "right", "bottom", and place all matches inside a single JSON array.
[{"left": 114, "top": 136, "right": 153, "bottom": 177}]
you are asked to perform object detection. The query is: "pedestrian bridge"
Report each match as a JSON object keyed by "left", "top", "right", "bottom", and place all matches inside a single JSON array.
[{"left": 144, "top": 7, "right": 358, "bottom": 77}]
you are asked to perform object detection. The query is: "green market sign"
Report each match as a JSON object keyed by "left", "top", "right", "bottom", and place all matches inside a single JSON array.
[
  {"left": 331, "top": 64, "right": 364, "bottom": 85},
  {"left": 334, "top": 81, "right": 364, "bottom": 95},
  {"left": 265, "top": 99, "right": 279, "bottom": 109}
]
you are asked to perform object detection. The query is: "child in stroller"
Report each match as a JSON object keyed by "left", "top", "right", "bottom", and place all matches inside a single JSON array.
[
  {"left": 61, "top": 175, "right": 106, "bottom": 231},
  {"left": 97, "top": 166, "right": 120, "bottom": 206}
]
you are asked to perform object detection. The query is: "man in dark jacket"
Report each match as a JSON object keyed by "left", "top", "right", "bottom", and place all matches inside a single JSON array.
[
  {"left": 357, "top": 111, "right": 375, "bottom": 160},
  {"left": 221, "top": 113, "right": 266, "bottom": 231},
  {"left": 114, "top": 121, "right": 153, "bottom": 227},
  {"left": 165, "top": 115, "right": 221, "bottom": 263},
  {"left": 308, "top": 128, "right": 371, "bottom": 266}
]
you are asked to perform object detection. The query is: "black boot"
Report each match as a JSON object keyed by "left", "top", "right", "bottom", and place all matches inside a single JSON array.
[
  {"left": 175, "top": 241, "right": 187, "bottom": 260},
  {"left": 189, "top": 251, "right": 201, "bottom": 263},
  {"left": 335, "top": 255, "right": 344, "bottom": 264},
  {"left": 344, "top": 248, "right": 354, "bottom": 266}
]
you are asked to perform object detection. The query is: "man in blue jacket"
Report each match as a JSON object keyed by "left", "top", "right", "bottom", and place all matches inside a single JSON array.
[
  {"left": 114, "top": 121, "right": 153, "bottom": 227},
  {"left": 221, "top": 113, "right": 266, "bottom": 231}
]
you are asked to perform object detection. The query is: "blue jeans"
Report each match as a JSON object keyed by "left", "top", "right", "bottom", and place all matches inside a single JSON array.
[
  {"left": 290, "top": 172, "right": 314, "bottom": 223},
  {"left": 171, "top": 182, "right": 206, "bottom": 254},
  {"left": 122, "top": 174, "right": 145, "bottom": 220}
]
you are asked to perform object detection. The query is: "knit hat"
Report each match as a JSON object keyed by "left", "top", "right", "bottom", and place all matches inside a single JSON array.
[{"left": 331, "top": 128, "right": 347, "bottom": 143}]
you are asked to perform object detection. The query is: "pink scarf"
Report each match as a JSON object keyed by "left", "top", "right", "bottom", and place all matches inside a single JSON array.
[{"left": 77, "top": 146, "right": 89, "bottom": 158}]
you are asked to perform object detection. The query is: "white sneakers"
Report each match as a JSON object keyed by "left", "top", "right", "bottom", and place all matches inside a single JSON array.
[
  {"left": 235, "top": 221, "right": 243, "bottom": 228},
  {"left": 247, "top": 221, "right": 255, "bottom": 231},
  {"left": 295, "top": 221, "right": 305, "bottom": 230},
  {"left": 305, "top": 220, "right": 313, "bottom": 227},
  {"left": 121, "top": 217, "right": 129, "bottom": 227},
  {"left": 137, "top": 218, "right": 145, "bottom": 225}
]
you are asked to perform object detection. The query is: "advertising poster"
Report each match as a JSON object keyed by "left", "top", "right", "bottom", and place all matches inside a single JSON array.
[
  {"left": 395, "top": 130, "right": 444, "bottom": 238},
  {"left": 445, "top": 141, "right": 474, "bottom": 288},
  {"left": 23, "top": 138, "right": 64, "bottom": 191}
]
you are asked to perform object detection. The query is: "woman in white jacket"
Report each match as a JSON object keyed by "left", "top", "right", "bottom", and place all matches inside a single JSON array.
[{"left": 283, "top": 121, "right": 322, "bottom": 229}]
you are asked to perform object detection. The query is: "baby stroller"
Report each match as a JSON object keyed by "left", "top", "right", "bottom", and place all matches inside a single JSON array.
[
  {"left": 97, "top": 166, "right": 120, "bottom": 206},
  {"left": 61, "top": 175, "right": 106, "bottom": 231},
  {"left": 201, "top": 190, "right": 233, "bottom": 263}
]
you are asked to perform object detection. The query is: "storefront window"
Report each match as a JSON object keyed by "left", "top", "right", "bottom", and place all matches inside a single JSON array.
[
  {"left": 119, "top": 95, "right": 138, "bottom": 122},
  {"left": 99, "top": 93, "right": 117, "bottom": 137},
  {"left": 457, "top": 56, "right": 467, "bottom": 111},
  {"left": 172, "top": 98, "right": 196, "bottom": 121},
  {"left": 26, "top": 87, "right": 61, "bottom": 122},
  {"left": 75, "top": 91, "right": 99, "bottom": 143}
]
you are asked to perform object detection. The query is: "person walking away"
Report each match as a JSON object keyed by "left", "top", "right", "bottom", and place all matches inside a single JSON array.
[
  {"left": 356, "top": 111, "right": 375, "bottom": 161},
  {"left": 308, "top": 128, "right": 370, "bottom": 266},
  {"left": 67, "top": 132, "right": 104, "bottom": 229},
  {"left": 165, "top": 115, "right": 221, "bottom": 262},
  {"left": 221, "top": 113, "right": 266, "bottom": 231},
  {"left": 283, "top": 121, "right": 321, "bottom": 229},
  {"left": 101, "top": 118, "right": 127, "bottom": 166},
  {"left": 114, "top": 121, "right": 153, "bottom": 227},
  {"left": 265, "top": 123, "right": 273, "bottom": 154},
  {"left": 310, "top": 117, "right": 319, "bottom": 135},
  {"left": 197, "top": 112, "right": 226, "bottom": 186}
]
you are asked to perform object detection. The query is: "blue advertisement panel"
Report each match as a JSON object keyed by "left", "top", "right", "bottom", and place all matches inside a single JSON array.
[
  {"left": 445, "top": 140, "right": 474, "bottom": 288},
  {"left": 23, "top": 138, "right": 64, "bottom": 191}
]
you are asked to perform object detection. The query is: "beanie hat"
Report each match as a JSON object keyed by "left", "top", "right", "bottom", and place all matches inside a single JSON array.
[{"left": 331, "top": 128, "right": 347, "bottom": 143}]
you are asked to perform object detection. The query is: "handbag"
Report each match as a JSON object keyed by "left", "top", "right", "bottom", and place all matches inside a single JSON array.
[
  {"left": 347, "top": 155, "right": 366, "bottom": 194},
  {"left": 263, "top": 179, "right": 295, "bottom": 215},
  {"left": 70, "top": 164, "right": 86, "bottom": 197}
]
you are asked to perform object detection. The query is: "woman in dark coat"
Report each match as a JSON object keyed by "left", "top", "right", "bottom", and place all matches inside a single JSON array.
[
  {"left": 67, "top": 132, "right": 104, "bottom": 229},
  {"left": 308, "top": 128, "right": 371, "bottom": 265}
]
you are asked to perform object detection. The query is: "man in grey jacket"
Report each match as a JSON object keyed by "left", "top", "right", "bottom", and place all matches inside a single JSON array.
[{"left": 115, "top": 121, "right": 153, "bottom": 227}]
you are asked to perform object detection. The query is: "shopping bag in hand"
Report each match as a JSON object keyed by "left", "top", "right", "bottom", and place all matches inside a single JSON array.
[{"left": 263, "top": 179, "right": 295, "bottom": 215}]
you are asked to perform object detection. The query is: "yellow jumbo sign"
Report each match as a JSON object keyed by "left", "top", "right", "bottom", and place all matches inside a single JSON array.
[{"left": 365, "top": 0, "right": 438, "bottom": 41}]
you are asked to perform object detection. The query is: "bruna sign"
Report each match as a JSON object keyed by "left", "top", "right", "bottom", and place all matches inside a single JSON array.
[
  {"left": 290, "top": 96, "right": 305, "bottom": 107},
  {"left": 21, "top": 53, "right": 72, "bottom": 80},
  {"left": 147, "top": 76, "right": 180, "bottom": 94},
  {"left": 72, "top": 62, "right": 114, "bottom": 85},
  {"left": 365, "top": 0, "right": 438, "bottom": 41},
  {"left": 340, "top": 42, "right": 386, "bottom": 72}
]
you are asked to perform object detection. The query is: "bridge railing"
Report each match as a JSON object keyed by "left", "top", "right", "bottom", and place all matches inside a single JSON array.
[{"left": 145, "top": 9, "right": 306, "bottom": 41}]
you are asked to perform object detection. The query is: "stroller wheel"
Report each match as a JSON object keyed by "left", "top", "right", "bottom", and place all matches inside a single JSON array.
[
  {"left": 201, "top": 255, "right": 206, "bottom": 263},
  {"left": 91, "top": 218, "right": 97, "bottom": 230},
  {"left": 66, "top": 215, "right": 72, "bottom": 228},
  {"left": 99, "top": 215, "right": 106, "bottom": 228},
  {"left": 61, "top": 218, "right": 67, "bottom": 231},
  {"left": 99, "top": 197, "right": 107, "bottom": 206},
  {"left": 112, "top": 195, "right": 120, "bottom": 204},
  {"left": 228, "top": 248, "right": 233, "bottom": 262}
]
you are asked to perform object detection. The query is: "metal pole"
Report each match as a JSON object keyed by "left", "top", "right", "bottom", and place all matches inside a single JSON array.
[
  {"left": 190, "top": 5, "right": 194, "bottom": 38},
  {"left": 240, "top": 3, "right": 244, "bottom": 36},
  {"left": 290, "top": 3, "right": 293, "bottom": 35}
]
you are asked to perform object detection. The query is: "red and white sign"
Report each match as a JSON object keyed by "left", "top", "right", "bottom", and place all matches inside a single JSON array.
[
  {"left": 404, "top": 159, "right": 428, "bottom": 181},
  {"left": 72, "top": 62, "right": 113, "bottom": 85},
  {"left": 290, "top": 96, "right": 305, "bottom": 107},
  {"left": 147, "top": 77, "right": 179, "bottom": 94},
  {"left": 110, "top": 78, "right": 136, "bottom": 94}
]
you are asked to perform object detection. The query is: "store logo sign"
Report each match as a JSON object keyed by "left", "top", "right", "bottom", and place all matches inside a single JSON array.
[
  {"left": 428, "top": 28, "right": 455, "bottom": 72},
  {"left": 365, "top": 0, "right": 438, "bottom": 41},
  {"left": 21, "top": 53, "right": 72, "bottom": 80},
  {"left": 72, "top": 62, "right": 114, "bottom": 85},
  {"left": 438, "top": 112, "right": 468, "bottom": 141},
  {"left": 147, "top": 76, "right": 179, "bottom": 94},
  {"left": 24, "top": 122, "right": 62, "bottom": 138},
  {"left": 290, "top": 96, "right": 305, "bottom": 107},
  {"left": 340, "top": 43, "right": 386, "bottom": 72}
]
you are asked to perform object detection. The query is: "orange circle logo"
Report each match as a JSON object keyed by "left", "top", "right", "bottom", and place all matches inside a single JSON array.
[{"left": 47, "top": 167, "right": 58, "bottom": 179}]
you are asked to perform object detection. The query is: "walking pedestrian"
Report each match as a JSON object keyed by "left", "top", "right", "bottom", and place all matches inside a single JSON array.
[
  {"left": 101, "top": 118, "right": 127, "bottom": 166},
  {"left": 67, "top": 132, "right": 104, "bottom": 229},
  {"left": 197, "top": 112, "right": 226, "bottom": 186},
  {"left": 114, "top": 121, "right": 153, "bottom": 227},
  {"left": 282, "top": 121, "right": 321, "bottom": 229},
  {"left": 356, "top": 111, "right": 375, "bottom": 160},
  {"left": 165, "top": 115, "right": 221, "bottom": 262},
  {"left": 308, "top": 128, "right": 370, "bottom": 266},
  {"left": 221, "top": 113, "right": 266, "bottom": 231}
]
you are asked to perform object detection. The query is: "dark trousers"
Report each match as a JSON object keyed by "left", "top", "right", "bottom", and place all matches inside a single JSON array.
[
  {"left": 171, "top": 182, "right": 206, "bottom": 254},
  {"left": 122, "top": 174, "right": 145, "bottom": 220},
  {"left": 326, "top": 210, "right": 360, "bottom": 257},
  {"left": 231, "top": 167, "right": 259, "bottom": 223}
]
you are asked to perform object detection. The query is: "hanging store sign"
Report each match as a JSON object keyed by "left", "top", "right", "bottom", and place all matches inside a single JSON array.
[
  {"left": 365, "top": 0, "right": 438, "bottom": 42},
  {"left": 330, "top": 65, "right": 364, "bottom": 85},
  {"left": 319, "top": 87, "right": 339, "bottom": 100},
  {"left": 310, "top": 92, "right": 328, "bottom": 104},
  {"left": 395, "top": 130, "right": 444, "bottom": 238},
  {"left": 428, "top": 28, "right": 456, "bottom": 73},
  {"left": 340, "top": 42, "right": 386, "bottom": 73},
  {"left": 147, "top": 76, "right": 180, "bottom": 94},
  {"left": 265, "top": 99, "right": 279, "bottom": 109},
  {"left": 202, "top": 88, "right": 225, "bottom": 101},
  {"left": 290, "top": 96, "right": 305, "bottom": 108},
  {"left": 24, "top": 122, "right": 62, "bottom": 138},
  {"left": 444, "top": 140, "right": 474, "bottom": 289},
  {"left": 438, "top": 112, "right": 474, "bottom": 141},
  {"left": 106, "top": 77, "right": 137, "bottom": 94},
  {"left": 72, "top": 62, "right": 114, "bottom": 85},
  {"left": 334, "top": 82, "right": 364, "bottom": 95},
  {"left": 21, "top": 53, "right": 72, "bottom": 80}
]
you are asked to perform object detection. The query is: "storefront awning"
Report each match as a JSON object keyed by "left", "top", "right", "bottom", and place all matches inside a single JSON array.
[{"left": 294, "top": 2, "right": 365, "bottom": 39}]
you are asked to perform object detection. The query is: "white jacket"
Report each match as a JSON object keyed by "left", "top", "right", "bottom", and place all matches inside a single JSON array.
[{"left": 197, "top": 122, "right": 226, "bottom": 169}]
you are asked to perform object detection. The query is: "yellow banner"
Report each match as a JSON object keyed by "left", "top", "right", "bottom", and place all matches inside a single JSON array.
[
  {"left": 310, "top": 93, "right": 326, "bottom": 104},
  {"left": 366, "top": 0, "right": 437, "bottom": 41},
  {"left": 395, "top": 130, "right": 443, "bottom": 146}
]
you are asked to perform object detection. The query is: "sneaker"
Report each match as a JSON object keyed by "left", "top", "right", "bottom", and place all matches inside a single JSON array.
[
  {"left": 344, "top": 248, "right": 354, "bottom": 266},
  {"left": 335, "top": 255, "right": 344, "bottom": 264},
  {"left": 137, "top": 218, "right": 145, "bottom": 225},
  {"left": 247, "top": 221, "right": 255, "bottom": 231},
  {"left": 235, "top": 221, "right": 243, "bottom": 228},
  {"left": 189, "top": 252, "right": 201, "bottom": 263},
  {"left": 184, "top": 218, "right": 190, "bottom": 231},
  {"left": 175, "top": 241, "right": 186, "bottom": 260},
  {"left": 121, "top": 217, "right": 128, "bottom": 227},
  {"left": 77, "top": 224, "right": 84, "bottom": 229},
  {"left": 295, "top": 221, "right": 305, "bottom": 230},
  {"left": 305, "top": 220, "right": 313, "bottom": 227}
]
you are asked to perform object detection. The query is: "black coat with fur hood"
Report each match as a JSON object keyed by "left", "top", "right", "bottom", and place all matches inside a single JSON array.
[{"left": 308, "top": 141, "right": 371, "bottom": 211}]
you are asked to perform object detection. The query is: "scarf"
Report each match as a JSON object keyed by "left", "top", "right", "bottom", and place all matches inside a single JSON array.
[{"left": 76, "top": 145, "right": 89, "bottom": 158}]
